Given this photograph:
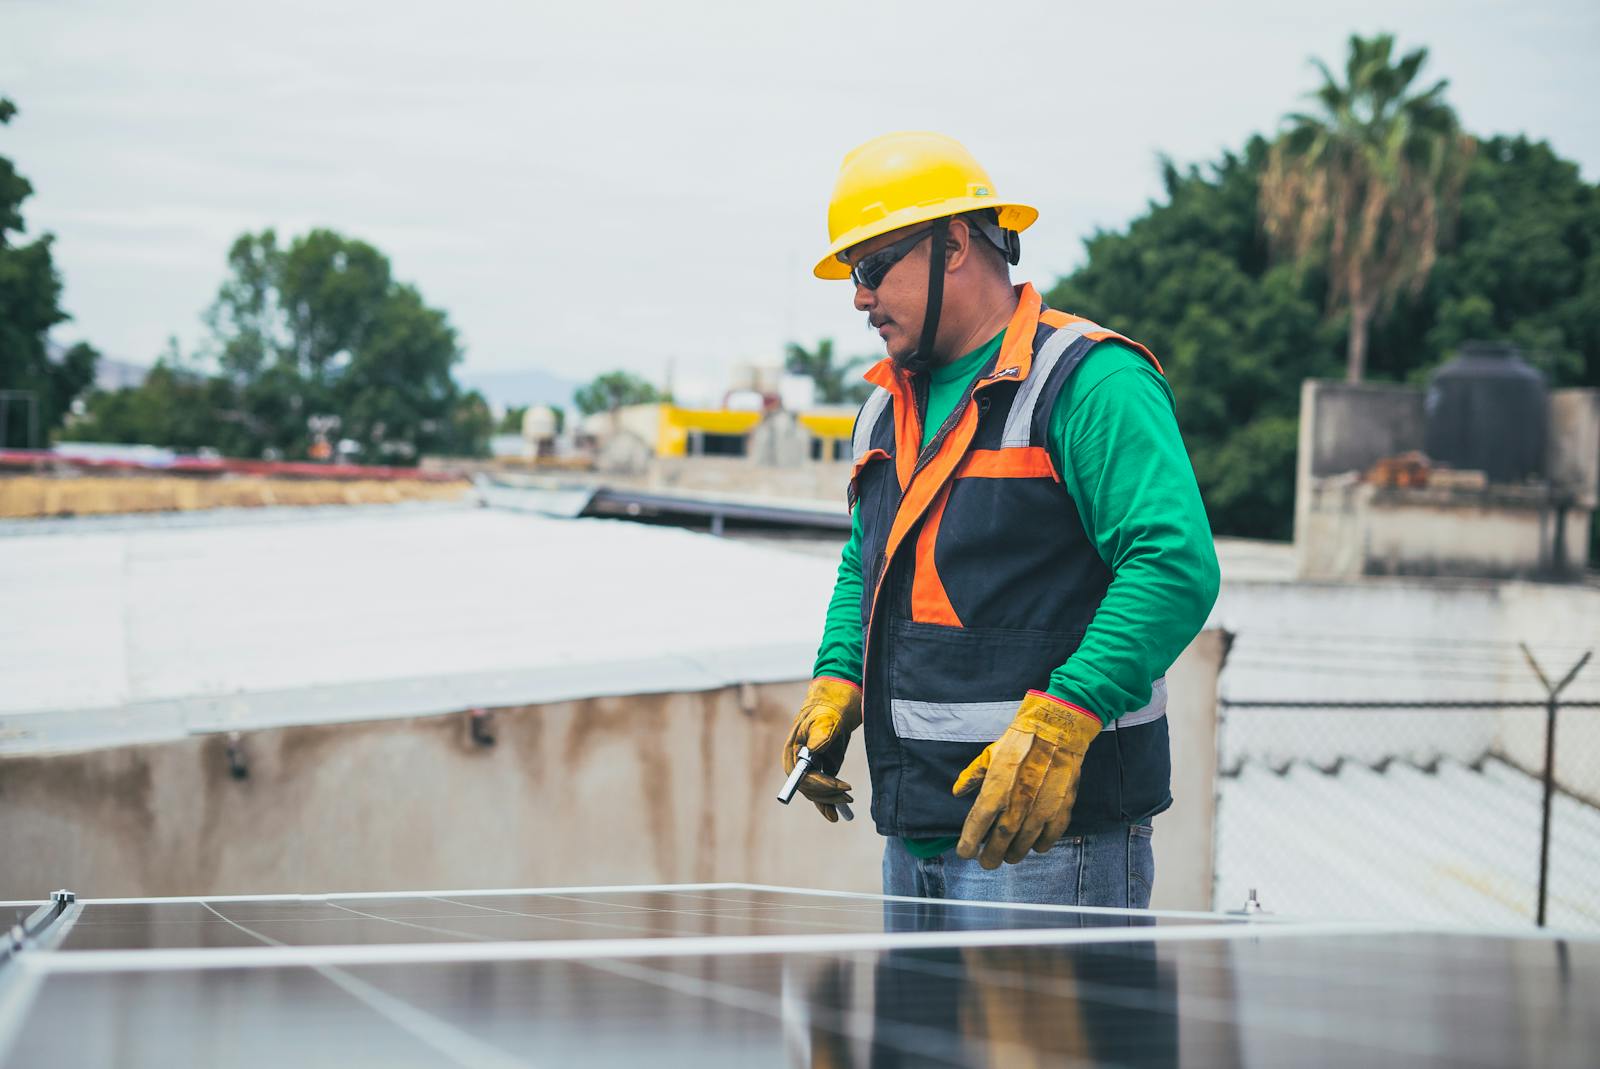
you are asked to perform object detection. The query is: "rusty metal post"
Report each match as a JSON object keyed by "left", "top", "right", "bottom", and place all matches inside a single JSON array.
[
  {"left": 1519, "top": 645, "right": 1591, "bottom": 928},
  {"left": 1537, "top": 691, "right": 1557, "bottom": 928}
]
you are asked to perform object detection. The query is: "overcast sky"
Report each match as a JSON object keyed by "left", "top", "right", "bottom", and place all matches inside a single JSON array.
[{"left": 3, "top": 0, "right": 1597, "bottom": 404}]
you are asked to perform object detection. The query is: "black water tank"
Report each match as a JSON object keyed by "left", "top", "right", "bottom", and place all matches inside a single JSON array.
[{"left": 1423, "top": 341, "right": 1547, "bottom": 483}]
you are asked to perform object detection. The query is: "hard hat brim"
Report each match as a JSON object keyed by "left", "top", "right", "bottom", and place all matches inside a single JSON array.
[{"left": 812, "top": 199, "right": 1038, "bottom": 280}]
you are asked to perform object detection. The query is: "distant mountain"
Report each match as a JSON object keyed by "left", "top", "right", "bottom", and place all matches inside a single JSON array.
[{"left": 457, "top": 367, "right": 580, "bottom": 412}]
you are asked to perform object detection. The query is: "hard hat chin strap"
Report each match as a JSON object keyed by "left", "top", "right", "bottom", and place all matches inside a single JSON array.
[{"left": 901, "top": 215, "right": 950, "bottom": 374}]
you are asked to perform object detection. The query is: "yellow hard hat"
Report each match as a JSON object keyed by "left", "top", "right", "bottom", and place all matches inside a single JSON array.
[{"left": 813, "top": 131, "right": 1038, "bottom": 280}]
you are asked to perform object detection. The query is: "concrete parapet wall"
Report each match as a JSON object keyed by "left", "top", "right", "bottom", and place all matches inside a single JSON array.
[
  {"left": 1294, "top": 379, "right": 1600, "bottom": 579},
  {"left": 1293, "top": 379, "right": 1425, "bottom": 577},
  {"left": 1494, "top": 584, "right": 1600, "bottom": 807},
  {"left": 1549, "top": 389, "right": 1600, "bottom": 509},
  {"left": 1152, "top": 629, "right": 1229, "bottom": 910},
  {"left": 1214, "top": 574, "right": 1599, "bottom": 805},
  {"left": 624, "top": 457, "right": 854, "bottom": 506},
  {"left": 0, "top": 632, "right": 1230, "bottom": 908},
  {"left": 1301, "top": 380, "right": 1426, "bottom": 480},
  {"left": 0, "top": 681, "right": 876, "bottom": 901}
]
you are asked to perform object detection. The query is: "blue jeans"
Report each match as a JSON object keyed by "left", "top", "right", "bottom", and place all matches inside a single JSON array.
[{"left": 882, "top": 823, "right": 1154, "bottom": 908}]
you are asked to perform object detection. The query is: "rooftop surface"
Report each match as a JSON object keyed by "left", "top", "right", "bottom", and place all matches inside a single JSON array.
[{"left": 0, "top": 502, "right": 835, "bottom": 754}]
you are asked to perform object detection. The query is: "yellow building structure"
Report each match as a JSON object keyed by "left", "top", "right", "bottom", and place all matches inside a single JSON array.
[
  {"left": 581, "top": 403, "right": 858, "bottom": 464},
  {"left": 646, "top": 405, "right": 856, "bottom": 460},
  {"left": 655, "top": 407, "right": 763, "bottom": 457}
]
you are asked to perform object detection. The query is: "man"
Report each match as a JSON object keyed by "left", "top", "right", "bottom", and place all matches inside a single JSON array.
[{"left": 782, "top": 131, "right": 1220, "bottom": 908}]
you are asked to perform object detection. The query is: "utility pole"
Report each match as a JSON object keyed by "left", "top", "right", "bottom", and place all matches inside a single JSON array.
[{"left": 1519, "top": 643, "right": 1592, "bottom": 928}]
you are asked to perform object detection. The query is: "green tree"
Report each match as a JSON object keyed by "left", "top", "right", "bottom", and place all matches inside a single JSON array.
[
  {"left": 335, "top": 281, "right": 472, "bottom": 459},
  {"left": 1049, "top": 114, "right": 1599, "bottom": 542},
  {"left": 573, "top": 370, "right": 661, "bottom": 416},
  {"left": 0, "top": 98, "right": 100, "bottom": 447},
  {"left": 1381, "top": 136, "right": 1600, "bottom": 388},
  {"left": 1048, "top": 140, "right": 1341, "bottom": 540},
  {"left": 784, "top": 338, "right": 871, "bottom": 404},
  {"left": 202, "top": 228, "right": 487, "bottom": 458},
  {"left": 64, "top": 339, "right": 252, "bottom": 453},
  {"left": 73, "top": 228, "right": 489, "bottom": 459},
  {"left": 444, "top": 390, "right": 495, "bottom": 458},
  {"left": 498, "top": 405, "right": 530, "bottom": 434},
  {"left": 1261, "top": 33, "right": 1471, "bottom": 382}
]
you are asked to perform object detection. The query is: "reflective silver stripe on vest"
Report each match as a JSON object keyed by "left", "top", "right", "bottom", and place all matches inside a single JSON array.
[
  {"left": 1117, "top": 676, "right": 1167, "bottom": 731},
  {"left": 999, "top": 320, "right": 1101, "bottom": 448},
  {"left": 890, "top": 699, "right": 1016, "bottom": 742},
  {"left": 889, "top": 676, "right": 1168, "bottom": 742},
  {"left": 853, "top": 387, "right": 892, "bottom": 463}
]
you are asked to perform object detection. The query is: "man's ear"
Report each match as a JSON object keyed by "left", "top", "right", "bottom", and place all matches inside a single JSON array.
[{"left": 944, "top": 216, "right": 972, "bottom": 273}]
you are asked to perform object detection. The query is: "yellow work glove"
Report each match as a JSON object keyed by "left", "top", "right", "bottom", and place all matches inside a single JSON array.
[
  {"left": 953, "top": 690, "right": 1102, "bottom": 869},
  {"left": 782, "top": 676, "right": 863, "bottom": 823}
]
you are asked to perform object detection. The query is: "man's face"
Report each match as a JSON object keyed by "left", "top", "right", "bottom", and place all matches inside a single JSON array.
[{"left": 843, "top": 223, "right": 936, "bottom": 365}]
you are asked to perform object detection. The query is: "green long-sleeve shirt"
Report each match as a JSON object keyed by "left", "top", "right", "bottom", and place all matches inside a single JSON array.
[{"left": 813, "top": 328, "right": 1220, "bottom": 853}]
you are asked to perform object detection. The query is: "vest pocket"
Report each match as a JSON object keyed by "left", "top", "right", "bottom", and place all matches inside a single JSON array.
[
  {"left": 885, "top": 617, "right": 1084, "bottom": 743},
  {"left": 850, "top": 452, "right": 893, "bottom": 517}
]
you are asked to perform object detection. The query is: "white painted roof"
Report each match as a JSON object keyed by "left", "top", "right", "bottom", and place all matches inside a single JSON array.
[
  {"left": 1213, "top": 536, "right": 1296, "bottom": 583},
  {"left": 0, "top": 503, "right": 835, "bottom": 754},
  {"left": 1215, "top": 755, "right": 1600, "bottom": 930}
]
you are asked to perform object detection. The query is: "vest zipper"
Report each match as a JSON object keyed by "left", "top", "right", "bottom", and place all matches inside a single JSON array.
[
  {"left": 905, "top": 362, "right": 1001, "bottom": 487},
  {"left": 862, "top": 366, "right": 1006, "bottom": 689},
  {"left": 857, "top": 361, "right": 1004, "bottom": 716}
]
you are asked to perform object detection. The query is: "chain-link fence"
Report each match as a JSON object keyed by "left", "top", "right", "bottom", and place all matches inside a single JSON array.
[{"left": 1212, "top": 643, "right": 1600, "bottom": 931}]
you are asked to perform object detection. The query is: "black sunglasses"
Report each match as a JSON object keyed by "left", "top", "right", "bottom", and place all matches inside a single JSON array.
[{"left": 845, "top": 227, "right": 934, "bottom": 290}]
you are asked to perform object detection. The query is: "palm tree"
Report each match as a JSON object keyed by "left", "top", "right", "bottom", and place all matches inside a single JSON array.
[
  {"left": 1261, "top": 34, "right": 1472, "bottom": 382},
  {"left": 784, "top": 339, "right": 868, "bottom": 404}
]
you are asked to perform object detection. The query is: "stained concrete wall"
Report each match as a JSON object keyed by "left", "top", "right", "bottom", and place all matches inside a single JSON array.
[
  {"left": 1150, "top": 629, "right": 1230, "bottom": 911},
  {"left": 1300, "top": 380, "right": 1427, "bottom": 480},
  {"left": 1358, "top": 485, "right": 1592, "bottom": 578},
  {"left": 1294, "top": 380, "right": 1600, "bottom": 580},
  {"left": 1549, "top": 389, "right": 1600, "bottom": 510},
  {"left": 0, "top": 681, "right": 878, "bottom": 901},
  {"left": 1293, "top": 380, "right": 1426, "bottom": 578},
  {"left": 0, "top": 634, "right": 1229, "bottom": 907},
  {"left": 631, "top": 456, "right": 854, "bottom": 505}
]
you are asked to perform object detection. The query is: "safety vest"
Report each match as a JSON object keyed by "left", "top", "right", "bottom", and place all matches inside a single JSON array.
[{"left": 849, "top": 283, "right": 1173, "bottom": 837}]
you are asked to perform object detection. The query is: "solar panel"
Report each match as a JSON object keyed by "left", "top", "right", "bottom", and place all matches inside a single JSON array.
[{"left": 2, "top": 883, "right": 1594, "bottom": 1067}]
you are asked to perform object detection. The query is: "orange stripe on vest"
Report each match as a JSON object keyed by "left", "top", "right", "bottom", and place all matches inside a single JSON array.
[
  {"left": 911, "top": 484, "right": 962, "bottom": 627},
  {"left": 1049, "top": 311, "right": 1164, "bottom": 376},
  {"left": 956, "top": 447, "right": 1059, "bottom": 482},
  {"left": 868, "top": 286, "right": 1046, "bottom": 642},
  {"left": 865, "top": 360, "right": 921, "bottom": 492}
]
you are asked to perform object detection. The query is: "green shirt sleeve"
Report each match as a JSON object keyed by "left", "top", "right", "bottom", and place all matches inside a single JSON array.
[
  {"left": 1043, "top": 342, "right": 1221, "bottom": 722},
  {"left": 811, "top": 501, "right": 865, "bottom": 685}
]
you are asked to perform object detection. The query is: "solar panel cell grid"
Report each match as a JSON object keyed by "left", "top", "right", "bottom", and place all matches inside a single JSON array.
[{"left": 2, "top": 885, "right": 1595, "bottom": 1068}]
